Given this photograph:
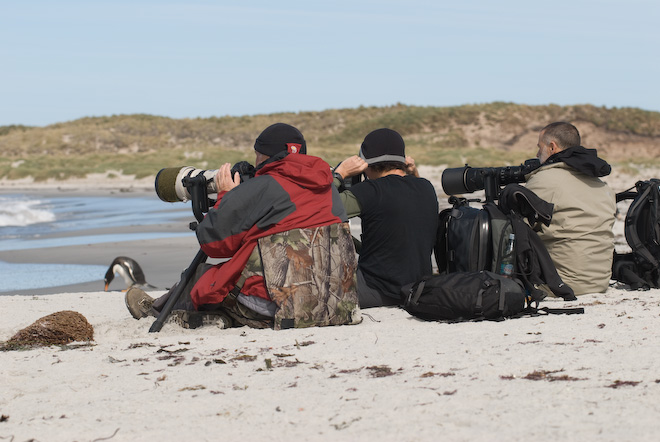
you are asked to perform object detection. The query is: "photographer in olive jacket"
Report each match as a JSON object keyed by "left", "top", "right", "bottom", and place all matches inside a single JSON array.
[
  {"left": 126, "top": 123, "right": 360, "bottom": 329},
  {"left": 525, "top": 122, "right": 616, "bottom": 295},
  {"left": 333, "top": 128, "right": 439, "bottom": 308}
]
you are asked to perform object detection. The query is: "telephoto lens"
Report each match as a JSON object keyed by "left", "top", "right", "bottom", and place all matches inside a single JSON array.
[
  {"left": 441, "top": 165, "right": 485, "bottom": 196},
  {"left": 155, "top": 166, "right": 218, "bottom": 202}
]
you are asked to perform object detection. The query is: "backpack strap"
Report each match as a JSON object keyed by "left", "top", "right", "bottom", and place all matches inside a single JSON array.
[
  {"left": 410, "top": 280, "right": 427, "bottom": 305},
  {"left": 474, "top": 210, "right": 491, "bottom": 271},
  {"left": 616, "top": 190, "right": 637, "bottom": 203},
  {"left": 499, "top": 184, "right": 554, "bottom": 227},
  {"left": 493, "top": 187, "right": 577, "bottom": 302},
  {"left": 519, "top": 306, "right": 585, "bottom": 317},
  {"left": 536, "top": 306, "right": 585, "bottom": 315},
  {"left": 434, "top": 208, "right": 453, "bottom": 274}
]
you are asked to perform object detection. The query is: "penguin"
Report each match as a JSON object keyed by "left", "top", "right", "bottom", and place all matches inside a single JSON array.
[{"left": 104, "top": 256, "right": 157, "bottom": 291}]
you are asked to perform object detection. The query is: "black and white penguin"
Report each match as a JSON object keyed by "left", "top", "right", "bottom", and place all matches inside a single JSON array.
[{"left": 104, "top": 256, "right": 156, "bottom": 291}]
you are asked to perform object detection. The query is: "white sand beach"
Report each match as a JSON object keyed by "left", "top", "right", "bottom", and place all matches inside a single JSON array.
[
  {"left": 2, "top": 167, "right": 660, "bottom": 441},
  {"left": 1, "top": 286, "right": 659, "bottom": 441}
]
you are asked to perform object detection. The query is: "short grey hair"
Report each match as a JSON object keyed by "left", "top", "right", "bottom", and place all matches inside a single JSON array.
[{"left": 540, "top": 122, "right": 581, "bottom": 150}]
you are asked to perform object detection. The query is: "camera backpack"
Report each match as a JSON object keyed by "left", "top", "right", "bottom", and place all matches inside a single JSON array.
[
  {"left": 402, "top": 270, "right": 527, "bottom": 321},
  {"left": 435, "top": 199, "right": 509, "bottom": 274},
  {"left": 401, "top": 270, "right": 584, "bottom": 322},
  {"left": 612, "top": 179, "right": 660, "bottom": 290},
  {"left": 434, "top": 184, "right": 576, "bottom": 302}
]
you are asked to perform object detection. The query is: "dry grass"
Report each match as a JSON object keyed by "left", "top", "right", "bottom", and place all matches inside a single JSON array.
[{"left": 1, "top": 103, "right": 659, "bottom": 181}]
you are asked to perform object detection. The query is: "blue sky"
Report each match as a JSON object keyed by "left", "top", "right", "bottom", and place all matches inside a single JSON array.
[{"left": 2, "top": 0, "right": 659, "bottom": 127}]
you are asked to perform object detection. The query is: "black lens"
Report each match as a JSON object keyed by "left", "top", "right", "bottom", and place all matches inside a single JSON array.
[{"left": 442, "top": 166, "right": 489, "bottom": 195}]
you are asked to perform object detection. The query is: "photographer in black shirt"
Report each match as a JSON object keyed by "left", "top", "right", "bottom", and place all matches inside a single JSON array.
[{"left": 333, "top": 128, "right": 439, "bottom": 308}]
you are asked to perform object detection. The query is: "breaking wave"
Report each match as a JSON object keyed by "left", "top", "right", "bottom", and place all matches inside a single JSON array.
[{"left": 0, "top": 196, "right": 56, "bottom": 227}]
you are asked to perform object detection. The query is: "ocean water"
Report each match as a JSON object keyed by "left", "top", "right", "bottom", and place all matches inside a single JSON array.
[
  {"left": 0, "top": 194, "right": 190, "bottom": 238},
  {"left": 0, "top": 193, "right": 192, "bottom": 292}
]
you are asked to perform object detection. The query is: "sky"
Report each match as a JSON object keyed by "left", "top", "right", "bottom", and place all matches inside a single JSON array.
[{"left": 2, "top": 0, "right": 659, "bottom": 127}]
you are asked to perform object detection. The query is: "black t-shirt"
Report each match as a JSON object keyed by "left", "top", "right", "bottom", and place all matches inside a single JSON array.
[{"left": 350, "top": 174, "right": 438, "bottom": 298}]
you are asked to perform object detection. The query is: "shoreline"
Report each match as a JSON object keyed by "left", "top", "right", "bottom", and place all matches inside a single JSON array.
[
  {"left": 1, "top": 165, "right": 654, "bottom": 295},
  {"left": 2, "top": 164, "right": 660, "bottom": 196},
  {"left": 0, "top": 186, "right": 202, "bottom": 295}
]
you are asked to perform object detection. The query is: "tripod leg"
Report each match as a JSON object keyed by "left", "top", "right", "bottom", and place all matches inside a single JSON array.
[{"left": 149, "top": 249, "right": 208, "bottom": 333}]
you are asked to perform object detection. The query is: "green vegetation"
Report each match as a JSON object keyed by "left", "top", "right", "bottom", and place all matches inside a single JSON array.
[{"left": 1, "top": 103, "right": 658, "bottom": 181}]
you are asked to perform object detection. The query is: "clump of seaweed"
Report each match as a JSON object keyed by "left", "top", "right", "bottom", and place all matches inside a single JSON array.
[{"left": 1, "top": 311, "right": 94, "bottom": 350}]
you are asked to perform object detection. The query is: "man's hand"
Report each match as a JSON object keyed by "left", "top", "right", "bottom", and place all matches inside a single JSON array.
[
  {"left": 335, "top": 155, "right": 368, "bottom": 178},
  {"left": 405, "top": 155, "right": 420, "bottom": 177},
  {"left": 215, "top": 163, "right": 241, "bottom": 193}
]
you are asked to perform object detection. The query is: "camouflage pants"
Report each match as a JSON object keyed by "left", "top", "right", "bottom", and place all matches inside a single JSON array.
[
  {"left": 154, "top": 222, "right": 361, "bottom": 330},
  {"left": 257, "top": 223, "right": 361, "bottom": 329},
  {"left": 151, "top": 262, "right": 272, "bottom": 329}
]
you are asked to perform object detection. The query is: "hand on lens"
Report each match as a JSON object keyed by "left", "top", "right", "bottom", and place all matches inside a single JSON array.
[
  {"left": 216, "top": 163, "right": 241, "bottom": 192},
  {"left": 336, "top": 155, "right": 368, "bottom": 178}
]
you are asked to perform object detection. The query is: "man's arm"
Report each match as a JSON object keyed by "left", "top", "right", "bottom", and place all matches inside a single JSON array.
[
  {"left": 196, "top": 176, "right": 294, "bottom": 257},
  {"left": 333, "top": 155, "right": 368, "bottom": 218},
  {"left": 333, "top": 176, "right": 362, "bottom": 218}
]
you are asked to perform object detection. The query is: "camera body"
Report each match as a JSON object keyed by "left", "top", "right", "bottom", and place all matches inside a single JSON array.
[{"left": 441, "top": 159, "right": 541, "bottom": 201}]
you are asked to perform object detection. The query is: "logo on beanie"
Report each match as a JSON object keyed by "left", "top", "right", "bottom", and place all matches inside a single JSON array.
[{"left": 287, "top": 143, "right": 301, "bottom": 154}]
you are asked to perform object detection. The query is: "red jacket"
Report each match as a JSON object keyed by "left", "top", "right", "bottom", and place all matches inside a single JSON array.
[{"left": 191, "top": 152, "right": 347, "bottom": 308}]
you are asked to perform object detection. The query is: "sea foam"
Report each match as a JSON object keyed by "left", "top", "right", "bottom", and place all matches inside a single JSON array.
[{"left": 0, "top": 196, "right": 56, "bottom": 227}]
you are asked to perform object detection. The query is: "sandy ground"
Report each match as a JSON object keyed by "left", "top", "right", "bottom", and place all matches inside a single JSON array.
[
  {"left": 1, "top": 167, "right": 660, "bottom": 441},
  {"left": 1, "top": 287, "right": 659, "bottom": 441}
]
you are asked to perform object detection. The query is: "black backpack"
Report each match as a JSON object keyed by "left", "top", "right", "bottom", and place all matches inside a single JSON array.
[
  {"left": 435, "top": 198, "right": 498, "bottom": 274},
  {"left": 402, "top": 270, "right": 583, "bottom": 322},
  {"left": 612, "top": 179, "right": 660, "bottom": 290},
  {"left": 434, "top": 184, "right": 576, "bottom": 303},
  {"left": 402, "top": 271, "right": 527, "bottom": 321}
]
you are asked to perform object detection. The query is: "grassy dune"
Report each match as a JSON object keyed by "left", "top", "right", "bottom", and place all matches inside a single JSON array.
[{"left": 1, "top": 103, "right": 659, "bottom": 181}]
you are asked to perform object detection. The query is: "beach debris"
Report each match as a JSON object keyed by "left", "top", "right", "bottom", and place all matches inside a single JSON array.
[
  {"left": 420, "top": 371, "right": 455, "bottom": 378},
  {"left": 338, "top": 367, "right": 363, "bottom": 375},
  {"left": 95, "top": 428, "right": 120, "bottom": 440},
  {"left": 1, "top": 310, "right": 93, "bottom": 350},
  {"left": 179, "top": 385, "right": 206, "bottom": 392},
  {"left": 127, "top": 342, "right": 156, "bottom": 349},
  {"left": 607, "top": 380, "right": 641, "bottom": 388},
  {"left": 366, "top": 365, "right": 397, "bottom": 378},
  {"left": 501, "top": 369, "right": 585, "bottom": 382},
  {"left": 331, "top": 417, "right": 362, "bottom": 430},
  {"left": 231, "top": 354, "right": 257, "bottom": 362},
  {"left": 439, "top": 390, "right": 458, "bottom": 396},
  {"left": 157, "top": 347, "right": 189, "bottom": 354},
  {"left": 295, "top": 339, "right": 315, "bottom": 348}
]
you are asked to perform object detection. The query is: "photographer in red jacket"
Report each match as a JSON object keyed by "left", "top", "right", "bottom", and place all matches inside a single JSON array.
[{"left": 126, "top": 123, "right": 359, "bottom": 328}]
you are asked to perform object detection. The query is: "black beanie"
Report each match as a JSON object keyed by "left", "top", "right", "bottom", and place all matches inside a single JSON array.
[
  {"left": 254, "top": 123, "right": 307, "bottom": 156},
  {"left": 359, "top": 128, "right": 406, "bottom": 165}
]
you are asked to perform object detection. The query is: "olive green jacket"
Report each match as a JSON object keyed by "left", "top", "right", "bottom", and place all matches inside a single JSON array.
[{"left": 525, "top": 162, "right": 616, "bottom": 295}]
